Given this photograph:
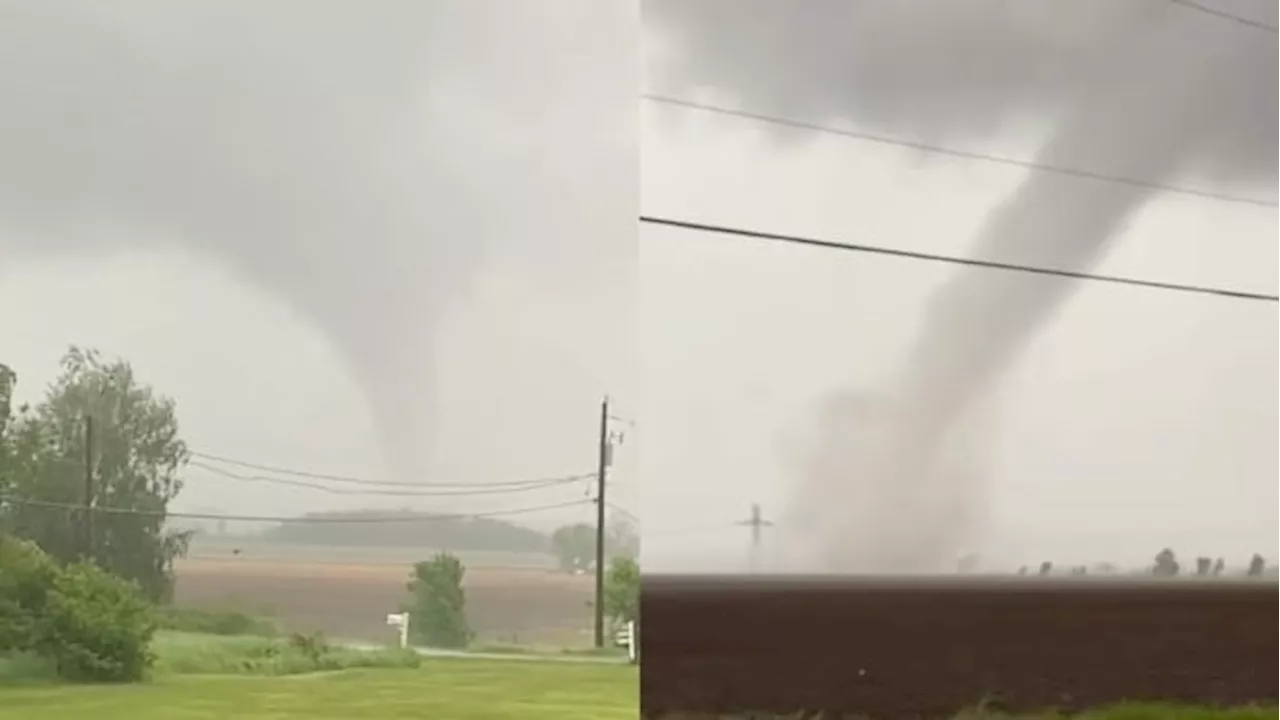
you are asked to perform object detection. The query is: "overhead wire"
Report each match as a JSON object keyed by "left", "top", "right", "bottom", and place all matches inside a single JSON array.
[
  {"left": 189, "top": 450, "right": 586, "bottom": 489},
  {"left": 641, "top": 215, "right": 1280, "bottom": 303},
  {"left": 641, "top": 94, "right": 1278, "bottom": 210},
  {"left": 187, "top": 460, "right": 593, "bottom": 497},
  {"left": 1166, "top": 0, "right": 1279, "bottom": 32},
  {"left": 605, "top": 501, "right": 639, "bottom": 522},
  {"left": 0, "top": 495, "right": 593, "bottom": 524},
  {"left": 2, "top": 447, "right": 600, "bottom": 527}
]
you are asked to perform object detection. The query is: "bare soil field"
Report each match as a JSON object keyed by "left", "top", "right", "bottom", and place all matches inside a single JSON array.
[
  {"left": 174, "top": 555, "right": 596, "bottom": 647},
  {"left": 641, "top": 575, "right": 1279, "bottom": 718}
]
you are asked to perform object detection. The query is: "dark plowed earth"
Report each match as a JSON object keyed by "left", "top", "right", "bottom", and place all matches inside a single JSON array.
[{"left": 640, "top": 576, "right": 1278, "bottom": 719}]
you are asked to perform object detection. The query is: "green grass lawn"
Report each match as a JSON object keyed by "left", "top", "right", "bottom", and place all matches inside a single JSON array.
[{"left": 0, "top": 657, "right": 637, "bottom": 719}]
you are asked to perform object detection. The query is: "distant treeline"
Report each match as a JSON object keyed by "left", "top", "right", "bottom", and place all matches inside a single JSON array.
[{"left": 261, "top": 509, "right": 554, "bottom": 553}]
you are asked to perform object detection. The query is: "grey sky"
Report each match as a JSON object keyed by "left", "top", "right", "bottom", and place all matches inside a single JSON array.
[
  {"left": 0, "top": 1, "right": 637, "bottom": 533},
  {"left": 1, "top": 1, "right": 1275, "bottom": 572},
  {"left": 640, "top": 0, "right": 1277, "bottom": 573}
]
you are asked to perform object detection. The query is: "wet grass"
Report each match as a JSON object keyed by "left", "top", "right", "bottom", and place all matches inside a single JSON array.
[{"left": 0, "top": 655, "right": 637, "bottom": 719}]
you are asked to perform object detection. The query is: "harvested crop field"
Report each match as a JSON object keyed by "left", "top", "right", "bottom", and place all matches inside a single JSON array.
[
  {"left": 641, "top": 575, "right": 1279, "bottom": 719},
  {"left": 174, "top": 548, "right": 595, "bottom": 647}
]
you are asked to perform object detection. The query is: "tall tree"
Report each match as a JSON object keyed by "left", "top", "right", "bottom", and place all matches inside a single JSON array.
[
  {"left": 0, "top": 362, "right": 16, "bottom": 503},
  {"left": 1153, "top": 548, "right": 1180, "bottom": 577},
  {"left": 2, "top": 347, "right": 191, "bottom": 601},
  {"left": 0, "top": 362, "right": 15, "bottom": 437},
  {"left": 1246, "top": 553, "right": 1266, "bottom": 577},
  {"left": 551, "top": 522, "right": 596, "bottom": 572},
  {"left": 606, "top": 511, "right": 639, "bottom": 561},
  {"left": 405, "top": 552, "right": 472, "bottom": 649},
  {"left": 603, "top": 555, "right": 639, "bottom": 630}
]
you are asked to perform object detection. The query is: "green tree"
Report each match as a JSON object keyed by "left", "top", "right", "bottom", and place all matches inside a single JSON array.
[
  {"left": 603, "top": 555, "right": 639, "bottom": 630},
  {"left": 405, "top": 552, "right": 472, "bottom": 649},
  {"left": 264, "top": 509, "right": 551, "bottom": 551},
  {"left": 0, "top": 362, "right": 14, "bottom": 508},
  {"left": 1153, "top": 548, "right": 1180, "bottom": 577},
  {"left": 1, "top": 347, "right": 191, "bottom": 601},
  {"left": 0, "top": 362, "right": 15, "bottom": 438},
  {"left": 551, "top": 522, "right": 595, "bottom": 572},
  {"left": 1246, "top": 553, "right": 1266, "bottom": 577},
  {"left": 606, "top": 512, "right": 639, "bottom": 561}
]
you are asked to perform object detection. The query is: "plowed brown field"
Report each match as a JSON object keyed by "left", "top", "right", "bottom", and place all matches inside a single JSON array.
[
  {"left": 640, "top": 575, "right": 1278, "bottom": 719},
  {"left": 174, "top": 555, "right": 595, "bottom": 647}
]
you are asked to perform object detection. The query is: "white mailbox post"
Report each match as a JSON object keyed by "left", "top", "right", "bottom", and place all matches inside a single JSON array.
[
  {"left": 386, "top": 612, "right": 410, "bottom": 649},
  {"left": 613, "top": 620, "right": 637, "bottom": 664}
]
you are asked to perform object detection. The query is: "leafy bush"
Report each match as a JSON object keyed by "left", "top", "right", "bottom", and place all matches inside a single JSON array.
[
  {"left": 405, "top": 553, "right": 472, "bottom": 649},
  {"left": 0, "top": 536, "right": 58, "bottom": 653},
  {"left": 603, "top": 555, "right": 639, "bottom": 629},
  {"left": 32, "top": 561, "right": 157, "bottom": 682},
  {"left": 156, "top": 606, "right": 278, "bottom": 637},
  {"left": 286, "top": 631, "right": 330, "bottom": 664},
  {"left": 152, "top": 631, "right": 420, "bottom": 676},
  {"left": 1, "top": 537, "right": 159, "bottom": 683}
]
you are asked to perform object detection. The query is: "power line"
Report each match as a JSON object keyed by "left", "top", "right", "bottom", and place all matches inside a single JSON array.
[
  {"left": 188, "top": 461, "right": 592, "bottom": 498},
  {"left": 1167, "top": 0, "right": 1279, "bottom": 32},
  {"left": 606, "top": 501, "right": 639, "bottom": 522},
  {"left": 0, "top": 495, "right": 592, "bottom": 524},
  {"left": 189, "top": 450, "right": 584, "bottom": 489},
  {"left": 735, "top": 503, "right": 774, "bottom": 571},
  {"left": 641, "top": 215, "right": 1280, "bottom": 303},
  {"left": 641, "top": 94, "right": 1278, "bottom": 209}
]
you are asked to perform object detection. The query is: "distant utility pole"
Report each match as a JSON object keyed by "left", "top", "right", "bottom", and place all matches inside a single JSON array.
[
  {"left": 82, "top": 414, "right": 96, "bottom": 564},
  {"left": 734, "top": 503, "right": 773, "bottom": 572},
  {"left": 592, "top": 395, "right": 610, "bottom": 649}
]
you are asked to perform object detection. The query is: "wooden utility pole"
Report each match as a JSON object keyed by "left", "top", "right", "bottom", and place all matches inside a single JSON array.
[
  {"left": 735, "top": 503, "right": 773, "bottom": 571},
  {"left": 83, "top": 414, "right": 96, "bottom": 563},
  {"left": 592, "top": 395, "right": 610, "bottom": 649}
]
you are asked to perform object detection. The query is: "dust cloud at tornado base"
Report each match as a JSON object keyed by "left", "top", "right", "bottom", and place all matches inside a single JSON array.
[{"left": 646, "top": 0, "right": 1277, "bottom": 572}]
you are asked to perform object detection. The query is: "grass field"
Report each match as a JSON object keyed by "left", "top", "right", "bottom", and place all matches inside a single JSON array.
[
  {"left": 0, "top": 628, "right": 636, "bottom": 718},
  {"left": 0, "top": 657, "right": 637, "bottom": 719}
]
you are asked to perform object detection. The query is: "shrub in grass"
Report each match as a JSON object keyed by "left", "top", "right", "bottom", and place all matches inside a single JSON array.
[
  {"left": 156, "top": 606, "right": 278, "bottom": 637},
  {"left": 0, "top": 537, "right": 59, "bottom": 653},
  {"left": 33, "top": 561, "right": 156, "bottom": 682},
  {"left": 2, "top": 538, "right": 156, "bottom": 683},
  {"left": 152, "top": 631, "right": 420, "bottom": 676},
  {"left": 0, "top": 650, "right": 58, "bottom": 685}
]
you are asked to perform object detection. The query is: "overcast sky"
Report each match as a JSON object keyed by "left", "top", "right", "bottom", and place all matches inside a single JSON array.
[
  {"left": 1, "top": 2, "right": 1274, "bottom": 573},
  {"left": 0, "top": 1, "right": 637, "bottom": 534},
  {"left": 639, "top": 0, "right": 1277, "bottom": 573}
]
